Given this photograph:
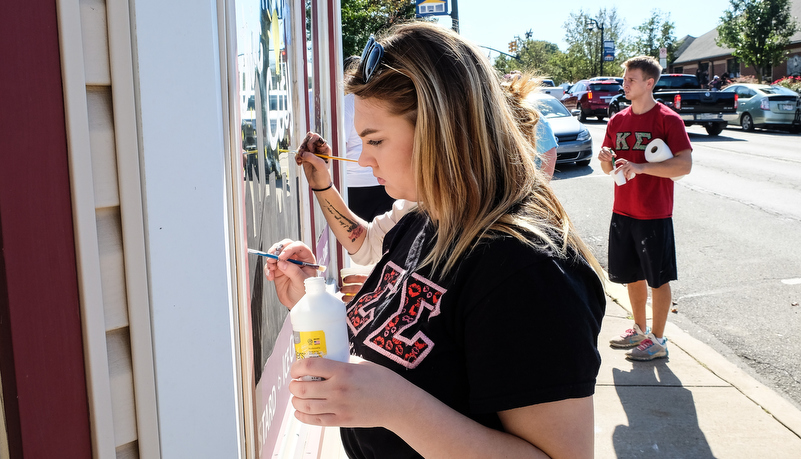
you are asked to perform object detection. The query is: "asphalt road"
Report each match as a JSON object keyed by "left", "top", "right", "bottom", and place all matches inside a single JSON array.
[{"left": 550, "top": 120, "right": 801, "bottom": 409}]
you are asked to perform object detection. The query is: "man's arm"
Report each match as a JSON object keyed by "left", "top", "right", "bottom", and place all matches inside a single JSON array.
[{"left": 623, "top": 148, "right": 692, "bottom": 179}]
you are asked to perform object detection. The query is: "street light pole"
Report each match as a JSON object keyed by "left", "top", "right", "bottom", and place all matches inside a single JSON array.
[
  {"left": 586, "top": 18, "right": 604, "bottom": 76},
  {"left": 451, "top": 0, "right": 459, "bottom": 33}
]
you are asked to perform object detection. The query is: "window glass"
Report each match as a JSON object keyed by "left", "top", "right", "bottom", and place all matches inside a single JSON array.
[
  {"left": 589, "top": 83, "right": 621, "bottom": 92},
  {"left": 235, "top": 1, "right": 302, "bottom": 454},
  {"left": 530, "top": 97, "right": 572, "bottom": 118},
  {"left": 736, "top": 87, "right": 753, "bottom": 98},
  {"left": 762, "top": 86, "right": 797, "bottom": 96}
]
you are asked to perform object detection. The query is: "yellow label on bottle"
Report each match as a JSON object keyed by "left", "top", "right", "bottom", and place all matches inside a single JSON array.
[{"left": 294, "top": 330, "right": 328, "bottom": 360}]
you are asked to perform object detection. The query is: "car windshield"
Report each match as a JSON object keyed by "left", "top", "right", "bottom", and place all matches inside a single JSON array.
[
  {"left": 589, "top": 83, "right": 622, "bottom": 92},
  {"left": 758, "top": 85, "right": 798, "bottom": 96},
  {"left": 529, "top": 97, "right": 572, "bottom": 118}
]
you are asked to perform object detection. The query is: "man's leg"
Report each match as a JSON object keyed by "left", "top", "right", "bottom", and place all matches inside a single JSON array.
[
  {"left": 627, "top": 281, "right": 671, "bottom": 360},
  {"left": 608, "top": 214, "right": 651, "bottom": 349},
  {"left": 650, "top": 281, "right": 672, "bottom": 339},
  {"left": 627, "top": 280, "right": 649, "bottom": 333}
]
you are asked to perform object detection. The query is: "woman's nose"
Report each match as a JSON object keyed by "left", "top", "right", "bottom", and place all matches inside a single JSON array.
[{"left": 357, "top": 148, "right": 375, "bottom": 169}]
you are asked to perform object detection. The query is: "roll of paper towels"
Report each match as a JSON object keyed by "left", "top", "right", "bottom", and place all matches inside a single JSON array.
[
  {"left": 645, "top": 138, "right": 673, "bottom": 162},
  {"left": 645, "top": 138, "right": 685, "bottom": 181}
]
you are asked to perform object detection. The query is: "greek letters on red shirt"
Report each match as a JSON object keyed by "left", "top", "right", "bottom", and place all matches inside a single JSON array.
[{"left": 603, "top": 104, "right": 692, "bottom": 220}]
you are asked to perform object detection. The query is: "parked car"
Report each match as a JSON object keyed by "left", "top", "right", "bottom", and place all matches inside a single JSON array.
[
  {"left": 561, "top": 79, "right": 622, "bottom": 122},
  {"left": 719, "top": 83, "right": 800, "bottom": 132},
  {"left": 538, "top": 79, "right": 565, "bottom": 98},
  {"left": 527, "top": 93, "right": 593, "bottom": 166},
  {"left": 606, "top": 74, "right": 737, "bottom": 136}
]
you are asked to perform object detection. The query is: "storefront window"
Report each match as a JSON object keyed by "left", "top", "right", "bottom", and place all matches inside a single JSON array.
[
  {"left": 727, "top": 58, "right": 740, "bottom": 78},
  {"left": 235, "top": 0, "right": 301, "bottom": 455}
]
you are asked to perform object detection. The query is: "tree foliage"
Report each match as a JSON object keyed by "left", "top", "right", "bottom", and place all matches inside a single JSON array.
[
  {"left": 630, "top": 9, "right": 678, "bottom": 64},
  {"left": 340, "top": 0, "right": 419, "bottom": 58},
  {"left": 561, "top": 8, "right": 630, "bottom": 81},
  {"left": 716, "top": 0, "right": 799, "bottom": 82},
  {"left": 493, "top": 39, "right": 567, "bottom": 83}
]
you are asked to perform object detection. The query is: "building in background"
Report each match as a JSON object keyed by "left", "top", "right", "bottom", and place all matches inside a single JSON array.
[{"left": 670, "top": 0, "right": 801, "bottom": 81}]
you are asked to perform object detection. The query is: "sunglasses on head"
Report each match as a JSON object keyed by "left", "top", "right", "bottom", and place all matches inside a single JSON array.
[{"left": 359, "top": 35, "right": 384, "bottom": 83}]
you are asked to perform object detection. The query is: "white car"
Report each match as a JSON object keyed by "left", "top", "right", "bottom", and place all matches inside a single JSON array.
[{"left": 538, "top": 79, "right": 564, "bottom": 99}]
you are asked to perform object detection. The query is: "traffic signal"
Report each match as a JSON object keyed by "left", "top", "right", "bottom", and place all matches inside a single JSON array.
[{"left": 508, "top": 41, "right": 518, "bottom": 53}]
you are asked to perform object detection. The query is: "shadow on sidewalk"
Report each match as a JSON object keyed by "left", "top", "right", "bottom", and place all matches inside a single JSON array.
[{"left": 612, "top": 360, "right": 716, "bottom": 458}]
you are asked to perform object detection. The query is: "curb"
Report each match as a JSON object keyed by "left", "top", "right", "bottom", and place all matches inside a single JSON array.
[{"left": 602, "top": 273, "right": 801, "bottom": 439}]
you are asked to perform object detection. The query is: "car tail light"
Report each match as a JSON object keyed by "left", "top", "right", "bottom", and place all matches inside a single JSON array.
[
  {"left": 734, "top": 94, "right": 738, "bottom": 109},
  {"left": 760, "top": 98, "right": 770, "bottom": 110},
  {"left": 588, "top": 91, "right": 593, "bottom": 100},
  {"left": 674, "top": 94, "right": 681, "bottom": 110}
]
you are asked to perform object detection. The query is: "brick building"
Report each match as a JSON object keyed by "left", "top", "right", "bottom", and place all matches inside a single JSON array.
[{"left": 670, "top": 0, "right": 801, "bottom": 82}]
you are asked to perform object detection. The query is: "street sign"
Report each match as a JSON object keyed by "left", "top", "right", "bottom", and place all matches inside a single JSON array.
[
  {"left": 416, "top": 0, "right": 449, "bottom": 17},
  {"left": 659, "top": 47, "right": 667, "bottom": 59},
  {"left": 603, "top": 40, "right": 615, "bottom": 62}
]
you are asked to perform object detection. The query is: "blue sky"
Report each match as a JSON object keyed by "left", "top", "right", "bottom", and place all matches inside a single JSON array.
[{"left": 432, "top": 0, "right": 732, "bottom": 57}]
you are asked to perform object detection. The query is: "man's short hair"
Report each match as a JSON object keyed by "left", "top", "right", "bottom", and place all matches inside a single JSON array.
[{"left": 624, "top": 56, "right": 662, "bottom": 84}]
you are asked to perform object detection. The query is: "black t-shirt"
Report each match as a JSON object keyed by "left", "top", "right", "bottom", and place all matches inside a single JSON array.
[{"left": 342, "top": 212, "right": 606, "bottom": 459}]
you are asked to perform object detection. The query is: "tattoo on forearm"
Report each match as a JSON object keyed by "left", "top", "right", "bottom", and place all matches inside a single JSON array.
[{"left": 324, "top": 199, "right": 366, "bottom": 242}]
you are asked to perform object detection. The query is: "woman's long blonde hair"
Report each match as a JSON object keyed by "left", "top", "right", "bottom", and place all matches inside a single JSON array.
[{"left": 346, "top": 22, "right": 601, "bottom": 278}]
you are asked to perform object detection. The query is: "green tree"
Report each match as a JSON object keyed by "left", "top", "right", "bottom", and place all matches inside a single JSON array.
[
  {"left": 716, "top": 0, "right": 799, "bottom": 82},
  {"left": 562, "top": 8, "right": 630, "bottom": 81},
  {"left": 493, "top": 39, "right": 568, "bottom": 83},
  {"left": 630, "top": 9, "right": 678, "bottom": 64},
  {"left": 340, "top": 0, "right": 419, "bottom": 58}
]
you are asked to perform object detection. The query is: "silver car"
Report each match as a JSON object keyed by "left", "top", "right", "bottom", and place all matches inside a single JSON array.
[
  {"left": 720, "top": 84, "right": 799, "bottom": 131},
  {"left": 527, "top": 93, "right": 593, "bottom": 166}
]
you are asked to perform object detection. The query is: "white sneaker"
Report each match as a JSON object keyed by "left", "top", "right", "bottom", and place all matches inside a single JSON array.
[
  {"left": 610, "top": 323, "right": 649, "bottom": 349},
  {"left": 626, "top": 333, "right": 668, "bottom": 361}
]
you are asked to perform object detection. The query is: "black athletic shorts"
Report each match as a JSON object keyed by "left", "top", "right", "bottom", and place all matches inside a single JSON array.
[{"left": 608, "top": 213, "right": 677, "bottom": 288}]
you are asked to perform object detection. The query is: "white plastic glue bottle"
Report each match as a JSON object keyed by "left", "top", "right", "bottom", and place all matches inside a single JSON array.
[{"left": 290, "top": 277, "right": 350, "bottom": 375}]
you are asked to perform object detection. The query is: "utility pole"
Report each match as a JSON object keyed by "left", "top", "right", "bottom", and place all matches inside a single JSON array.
[{"left": 451, "top": 0, "right": 459, "bottom": 33}]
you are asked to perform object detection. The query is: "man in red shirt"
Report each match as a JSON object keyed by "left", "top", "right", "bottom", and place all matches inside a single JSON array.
[{"left": 598, "top": 56, "right": 693, "bottom": 361}]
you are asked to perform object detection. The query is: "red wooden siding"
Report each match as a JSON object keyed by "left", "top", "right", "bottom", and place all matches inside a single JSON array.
[{"left": 0, "top": 1, "right": 93, "bottom": 457}]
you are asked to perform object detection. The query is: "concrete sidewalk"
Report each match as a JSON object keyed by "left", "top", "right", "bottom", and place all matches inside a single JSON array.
[
  {"left": 314, "top": 282, "right": 801, "bottom": 458},
  {"left": 598, "top": 280, "right": 801, "bottom": 457}
]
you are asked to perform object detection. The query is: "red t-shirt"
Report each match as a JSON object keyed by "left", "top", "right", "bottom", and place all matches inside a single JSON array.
[{"left": 603, "top": 103, "right": 692, "bottom": 219}]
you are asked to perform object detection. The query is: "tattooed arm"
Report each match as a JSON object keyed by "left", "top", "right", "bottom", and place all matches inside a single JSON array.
[
  {"left": 295, "top": 132, "right": 370, "bottom": 254},
  {"left": 296, "top": 132, "right": 413, "bottom": 259},
  {"left": 314, "top": 185, "right": 370, "bottom": 254}
]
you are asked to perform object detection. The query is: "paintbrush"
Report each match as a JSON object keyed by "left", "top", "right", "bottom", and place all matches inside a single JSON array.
[
  {"left": 279, "top": 148, "right": 359, "bottom": 163},
  {"left": 248, "top": 248, "right": 327, "bottom": 272}
]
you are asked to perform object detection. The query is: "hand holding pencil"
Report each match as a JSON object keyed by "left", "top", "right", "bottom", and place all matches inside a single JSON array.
[
  {"left": 293, "top": 131, "right": 351, "bottom": 190},
  {"left": 263, "top": 239, "right": 321, "bottom": 308}
]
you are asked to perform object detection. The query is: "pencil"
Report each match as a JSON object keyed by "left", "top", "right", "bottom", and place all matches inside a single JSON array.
[
  {"left": 279, "top": 148, "right": 359, "bottom": 163},
  {"left": 247, "top": 248, "right": 327, "bottom": 273}
]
